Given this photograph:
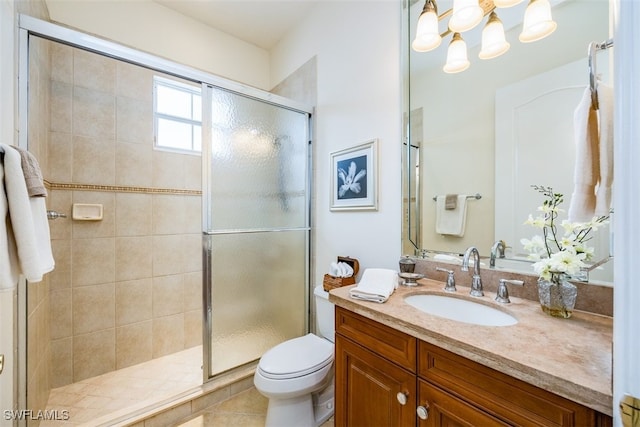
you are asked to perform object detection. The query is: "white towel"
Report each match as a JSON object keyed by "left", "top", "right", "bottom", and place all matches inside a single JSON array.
[
  {"left": 0, "top": 144, "right": 54, "bottom": 289},
  {"left": 568, "top": 87, "right": 600, "bottom": 222},
  {"left": 595, "top": 83, "right": 614, "bottom": 216},
  {"left": 349, "top": 268, "right": 398, "bottom": 303},
  {"left": 435, "top": 195, "right": 467, "bottom": 236}
]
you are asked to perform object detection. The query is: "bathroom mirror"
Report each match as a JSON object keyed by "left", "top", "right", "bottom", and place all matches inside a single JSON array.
[{"left": 402, "top": 0, "right": 613, "bottom": 284}]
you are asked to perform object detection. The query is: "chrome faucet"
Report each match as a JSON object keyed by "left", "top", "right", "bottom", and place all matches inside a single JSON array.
[
  {"left": 462, "top": 246, "right": 484, "bottom": 297},
  {"left": 489, "top": 240, "right": 506, "bottom": 268}
]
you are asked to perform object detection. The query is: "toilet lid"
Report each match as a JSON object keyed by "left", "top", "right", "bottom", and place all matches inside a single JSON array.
[{"left": 258, "top": 334, "right": 334, "bottom": 380}]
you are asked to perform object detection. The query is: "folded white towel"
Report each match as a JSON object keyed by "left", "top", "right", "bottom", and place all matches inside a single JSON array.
[
  {"left": 349, "top": 268, "right": 398, "bottom": 303},
  {"left": 568, "top": 87, "right": 599, "bottom": 222},
  {"left": 0, "top": 144, "right": 54, "bottom": 289},
  {"left": 435, "top": 195, "right": 467, "bottom": 236},
  {"left": 595, "top": 83, "right": 613, "bottom": 216}
]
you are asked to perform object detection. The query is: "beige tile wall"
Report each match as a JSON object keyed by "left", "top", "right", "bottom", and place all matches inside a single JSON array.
[{"left": 47, "top": 43, "right": 203, "bottom": 387}]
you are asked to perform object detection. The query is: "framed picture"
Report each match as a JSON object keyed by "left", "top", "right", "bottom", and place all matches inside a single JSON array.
[{"left": 330, "top": 139, "right": 378, "bottom": 211}]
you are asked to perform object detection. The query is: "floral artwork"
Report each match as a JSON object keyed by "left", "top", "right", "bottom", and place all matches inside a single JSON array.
[
  {"left": 520, "top": 185, "right": 609, "bottom": 280},
  {"left": 330, "top": 140, "right": 378, "bottom": 211},
  {"left": 337, "top": 156, "right": 367, "bottom": 199}
]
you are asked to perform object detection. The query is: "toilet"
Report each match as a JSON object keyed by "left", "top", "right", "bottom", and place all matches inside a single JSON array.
[{"left": 254, "top": 285, "right": 335, "bottom": 427}]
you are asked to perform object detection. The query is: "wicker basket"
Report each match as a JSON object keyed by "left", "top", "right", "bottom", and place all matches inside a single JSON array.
[{"left": 323, "top": 256, "right": 360, "bottom": 292}]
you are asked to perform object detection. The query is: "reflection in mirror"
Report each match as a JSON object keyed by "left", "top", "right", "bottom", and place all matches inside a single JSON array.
[{"left": 402, "top": 0, "right": 613, "bottom": 285}]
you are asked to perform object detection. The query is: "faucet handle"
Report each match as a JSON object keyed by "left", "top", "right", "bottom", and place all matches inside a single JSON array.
[
  {"left": 495, "top": 279, "right": 524, "bottom": 303},
  {"left": 435, "top": 267, "right": 456, "bottom": 292}
]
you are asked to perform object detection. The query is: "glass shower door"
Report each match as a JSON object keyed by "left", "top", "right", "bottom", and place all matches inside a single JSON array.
[{"left": 202, "top": 85, "right": 311, "bottom": 377}]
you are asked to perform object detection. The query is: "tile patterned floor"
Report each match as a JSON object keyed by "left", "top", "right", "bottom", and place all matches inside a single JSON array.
[
  {"left": 177, "top": 387, "right": 335, "bottom": 427},
  {"left": 42, "top": 346, "right": 203, "bottom": 426}
]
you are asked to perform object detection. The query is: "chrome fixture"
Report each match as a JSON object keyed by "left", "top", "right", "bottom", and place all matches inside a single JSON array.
[
  {"left": 461, "top": 246, "right": 483, "bottom": 297},
  {"left": 574, "top": 255, "right": 613, "bottom": 282},
  {"left": 46, "top": 210, "right": 67, "bottom": 220},
  {"left": 489, "top": 239, "right": 506, "bottom": 267},
  {"left": 412, "top": 0, "right": 557, "bottom": 73},
  {"left": 495, "top": 278, "right": 524, "bottom": 303},
  {"left": 435, "top": 267, "right": 456, "bottom": 292}
]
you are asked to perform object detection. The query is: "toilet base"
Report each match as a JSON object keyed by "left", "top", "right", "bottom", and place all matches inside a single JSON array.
[{"left": 264, "top": 378, "right": 335, "bottom": 427}]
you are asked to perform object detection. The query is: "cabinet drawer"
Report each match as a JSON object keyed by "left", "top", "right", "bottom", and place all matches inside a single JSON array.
[
  {"left": 418, "top": 341, "right": 601, "bottom": 427},
  {"left": 336, "top": 306, "right": 416, "bottom": 372},
  {"left": 418, "top": 379, "right": 509, "bottom": 427}
]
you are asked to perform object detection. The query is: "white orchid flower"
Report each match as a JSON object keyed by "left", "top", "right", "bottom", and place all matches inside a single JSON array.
[{"left": 338, "top": 161, "right": 366, "bottom": 197}]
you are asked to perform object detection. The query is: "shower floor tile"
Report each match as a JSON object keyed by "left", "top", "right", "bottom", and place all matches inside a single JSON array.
[{"left": 41, "top": 346, "right": 202, "bottom": 426}]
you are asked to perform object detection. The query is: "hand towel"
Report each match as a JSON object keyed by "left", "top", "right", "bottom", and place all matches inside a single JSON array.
[
  {"left": 568, "top": 87, "right": 599, "bottom": 223},
  {"left": 10, "top": 145, "right": 47, "bottom": 197},
  {"left": 435, "top": 195, "right": 468, "bottom": 236},
  {"left": 595, "top": 83, "right": 613, "bottom": 216},
  {"left": 349, "top": 268, "right": 398, "bottom": 303},
  {"left": 444, "top": 194, "right": 457, "bottom": 210},
  {"left": 0, "top": 144, "right": 54, "bottom": 289}
]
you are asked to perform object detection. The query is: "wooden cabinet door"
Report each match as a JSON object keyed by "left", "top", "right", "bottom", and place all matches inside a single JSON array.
[
  {"left": 336, "top": 335, "right": 417, "bottom": 427},
  {"left": 417, "top": 379, "right": 509, "bottom": 427}
]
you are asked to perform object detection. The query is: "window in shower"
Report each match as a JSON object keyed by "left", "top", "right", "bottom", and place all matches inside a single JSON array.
[{"left": 153, "top": 76, "right": 202, "bottom": 153}]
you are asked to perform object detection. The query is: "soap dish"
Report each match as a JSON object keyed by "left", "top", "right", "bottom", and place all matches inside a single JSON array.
[
  {"left": 398, "top": 272, "right": 424, "bottom": 287},
  {"left": 72, "top": 203, "right": 103, "bottom": 221}
]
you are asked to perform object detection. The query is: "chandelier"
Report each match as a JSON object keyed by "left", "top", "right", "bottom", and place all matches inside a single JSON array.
[{"left": 412, "top": 0, "right": 557, "bottom": 73}]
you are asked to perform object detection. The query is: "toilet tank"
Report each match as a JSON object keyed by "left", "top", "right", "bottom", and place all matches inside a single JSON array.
[{"left": 314, "top": 286, "right": 335, "bottom": 343}]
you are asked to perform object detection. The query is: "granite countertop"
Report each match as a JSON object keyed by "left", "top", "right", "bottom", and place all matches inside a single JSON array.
[{"left": 329, "top": 278, "right": 613, "bottom": 416}]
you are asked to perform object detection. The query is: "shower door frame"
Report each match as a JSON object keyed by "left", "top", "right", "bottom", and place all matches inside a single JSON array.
[
  {"left": 17, "top": 13, "right": 313, "bottom": 413},
  {"left": 200, "top": 84, "right": 313, "bottom": 380}
]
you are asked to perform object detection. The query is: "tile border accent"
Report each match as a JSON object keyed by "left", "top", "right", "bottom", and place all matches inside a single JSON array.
[{"left": 45, "top": 180, "right": 202, "bottom": 196}]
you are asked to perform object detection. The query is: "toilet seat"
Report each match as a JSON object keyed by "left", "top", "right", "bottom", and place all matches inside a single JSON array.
[{"left": 258, "top": 334, "right": 333, "bottom": 380}]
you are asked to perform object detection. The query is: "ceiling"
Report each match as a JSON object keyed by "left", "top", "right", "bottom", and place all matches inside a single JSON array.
[{"left": 153, "top": 0, "right": 320, "bottom": 50}]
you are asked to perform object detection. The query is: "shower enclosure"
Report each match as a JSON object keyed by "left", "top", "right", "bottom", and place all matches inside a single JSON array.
[{"left": 18, "top": 15, "right": 312, "bottom": 423}]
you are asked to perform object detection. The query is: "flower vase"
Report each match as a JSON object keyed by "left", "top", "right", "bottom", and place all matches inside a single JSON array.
[{"left": 537, "top": 272, "right": 577, "bottom": 318}]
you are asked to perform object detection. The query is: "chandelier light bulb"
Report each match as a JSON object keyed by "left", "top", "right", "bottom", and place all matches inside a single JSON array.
[
  {"left": 443, "top": 32, "right": 470, "bottom": 73},
  {"left": 479, "top": 11, "right": 510, "bottom": 59},
  {"left": 519, "top": 0, "right": 557, "bottom": 43},
  {"left": 412, "top": 0, "right": 442, "bottom": 52},
  {"left": 448, "top": 0, "right": 484, "bottom": 33}
]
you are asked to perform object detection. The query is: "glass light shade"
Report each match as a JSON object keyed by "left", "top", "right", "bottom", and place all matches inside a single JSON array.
[
  {"left": 519, "top": 0, "right": 557, "bottom": 43},
  {"left": 412, "top": 7, "right": 441, "bottom": 52},
  {"left": 443, "top": 33, "right": 470, "bottom": 73},
  {"left": 493, "top": 0, "right": 524, "bottom": 8},
  {"left": 448, "top": 0, "right": 484, "bottom": 33},
  {"left": 479, "top": 12, "right": 510, "bottom": 59}
]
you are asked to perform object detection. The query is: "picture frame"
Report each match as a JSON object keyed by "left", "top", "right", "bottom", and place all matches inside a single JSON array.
[{"left": 330, "top": 139, "right": 378, "bottom": 211}]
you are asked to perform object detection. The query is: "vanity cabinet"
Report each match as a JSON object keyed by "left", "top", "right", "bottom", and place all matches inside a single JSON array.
[
  {"left": 335, "top": 306, "right": 417, "bottom": 426},
  {"left": 335, "top": 306, "right": 612, "bottom": 427}
]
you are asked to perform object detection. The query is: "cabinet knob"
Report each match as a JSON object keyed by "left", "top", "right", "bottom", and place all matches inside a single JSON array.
[
  {"left": 396, "top": 391, "right": 409, "bottom": 405},
  {"left": 417, "top": 405, "right": 430, "bottom": 420}
]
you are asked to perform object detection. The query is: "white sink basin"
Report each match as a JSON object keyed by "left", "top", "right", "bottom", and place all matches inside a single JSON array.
[{"left": 404, "top": 294, "right": 517, "bottom": 327}]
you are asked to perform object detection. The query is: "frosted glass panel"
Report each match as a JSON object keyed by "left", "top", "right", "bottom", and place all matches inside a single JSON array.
[
  {"left": 204, "top": 86, "right": 310, "bottom": 378},
  {"left": 208, "top": 89, "right": 309, "bottom": 230},
  {"left": 209, "top": 230, "right": 307, "bottom": 375}
]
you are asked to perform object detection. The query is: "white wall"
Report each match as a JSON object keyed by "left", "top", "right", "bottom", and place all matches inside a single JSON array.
[
  {"left": 270, "top": 1, "right": 403, "bottom": 285},
  {"left": 45, "top": 0, "right": 271, "bottom": 90}
]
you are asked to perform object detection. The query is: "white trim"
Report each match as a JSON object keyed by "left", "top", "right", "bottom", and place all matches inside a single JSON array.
[{"left": 613, "top": 0, "right": 640, "bottom": 425}]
